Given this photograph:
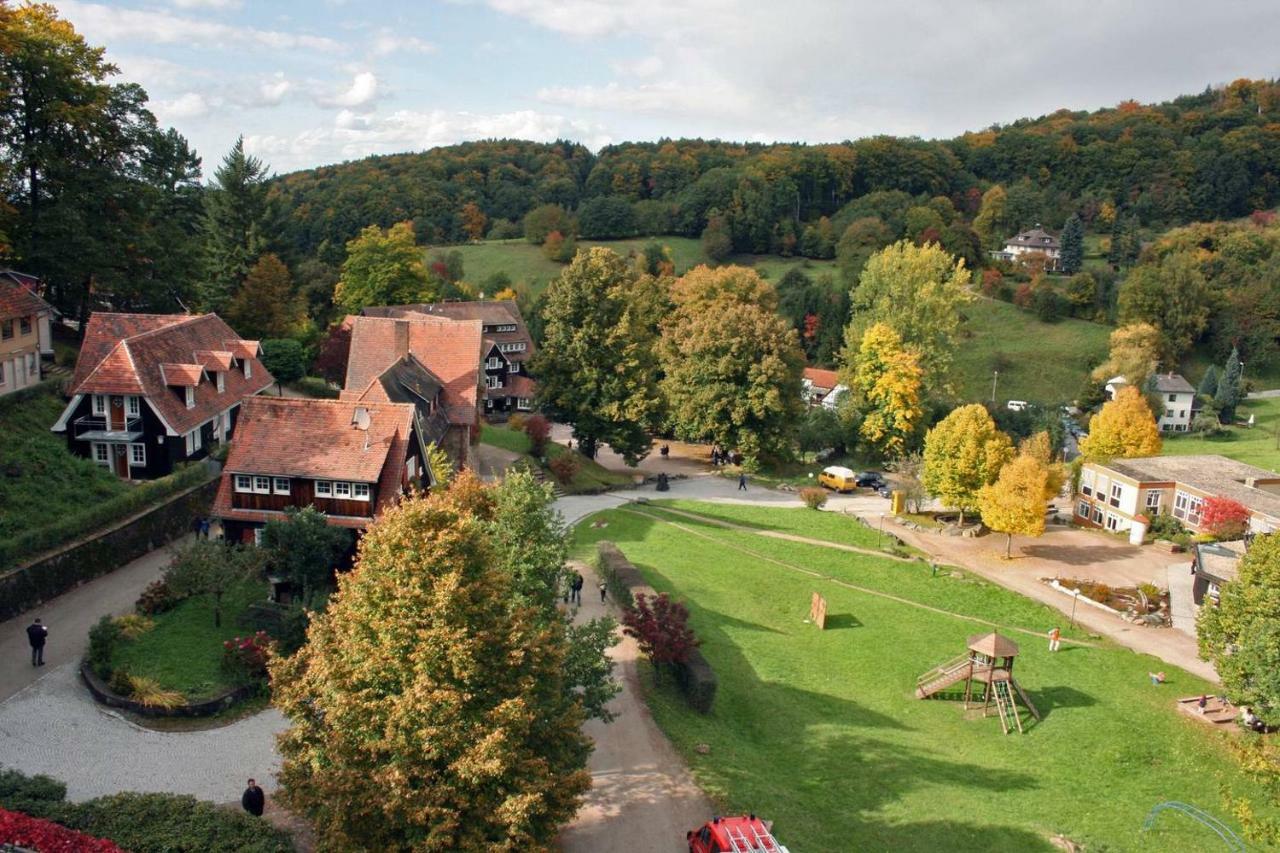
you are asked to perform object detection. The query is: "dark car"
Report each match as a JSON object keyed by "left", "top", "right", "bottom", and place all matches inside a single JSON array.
[
  {"left": 855, "top": 471, "right": 886, "bottom": 489},
  {"left": 877, "top": 485, "right": 893, "bottom": 498}
]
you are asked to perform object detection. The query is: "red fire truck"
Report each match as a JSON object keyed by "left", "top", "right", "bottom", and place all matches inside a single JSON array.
[{"left": 686, "top": 815, "right": 789, "bottom": 853}]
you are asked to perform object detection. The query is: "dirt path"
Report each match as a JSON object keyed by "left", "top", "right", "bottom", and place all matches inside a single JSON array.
[{"left": 558, "top": 560, "right": 713, "bottom": 852}]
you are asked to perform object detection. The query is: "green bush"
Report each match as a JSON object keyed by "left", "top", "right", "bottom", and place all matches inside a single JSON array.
[
  {"left": 260, "top": 339, "right": 307, "bottom": 383},
  {"left": 87, "top": 616, "right": 122, "bottom": 678},
  {"left": 671, "top": 648, "right": 718, "bottom": 714},
  {"left": 107, "top": 667, "right": 134, "bottom": 697},
  {"left": 0, "top": 766, "right": 67, "bottom": 815},
  {"left": 1148, "top": 511, "right": 1185, "bottom": 539}
]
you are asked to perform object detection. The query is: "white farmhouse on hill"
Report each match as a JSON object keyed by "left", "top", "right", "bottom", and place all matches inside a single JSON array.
[
  {"left": 991, "top": 225, "right": 1061, "bottom": 270},
  {"left": 1104, "top": 372, "right": 1196, "bottom": 433}
]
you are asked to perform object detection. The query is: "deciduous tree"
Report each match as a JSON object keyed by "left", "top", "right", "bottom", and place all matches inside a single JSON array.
[
  {"left": 700, "top": 208, "right": 732, "bottom": 262},
  {"left": 621, "top": 593, "right": 699, "bottom": 674},
  {"left": 458, "top": 201, "right": 487, "bottom": 241},
  {"left": 922, "top": 404, "right": 1014, "bottom": 524},
  {"left": 1200, "top": 496, "right": 1251, "bottom": 540},
  {"left": 333, "top": 222, "right": 433, "bottom": 314},
  {"left": 259, "top": 507, "right": 352, "bottom": 599},
  {"left": 225, "top": 253, "right": 305, "bottom": 341},
  {"left": 1079, "top": 386, "right": 1162, "bottom": 460},
  {"left": 271, "top": 490, "right": 592, "bottom": 850},
  {"left": 163, "top": 540, "right": 264, "bottom": 628},
  {"left": 1117, "top": 251, "right": 1210, "bottom": 361},
  {"left": 978, "top": 454, "right": 1050, "bottom": 558},
  {"left": 848, "top": 322, "right": 924, "bottom": 458},
  {"left": 1090, "top": 322, "right": 1163, "bottom": 388}
]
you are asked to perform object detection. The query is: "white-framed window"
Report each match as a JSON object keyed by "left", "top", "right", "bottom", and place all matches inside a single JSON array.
[
  {"left": 1105, "top": 513, "right": 1120, "bottom": 531},
  {"left": 1109, "top": 483, "right": 1122, "bottom": 507},
  {"left": 1091, "top": 506, "right": 1103, "bottom": 523},
  {"left": 93, "top": 442, "right": 109, "bottom": 464},
  {"left": 485, "top": 399, "right": 494, "bottom": 410},
  {"left": 184, "top": 428, "right": 203, "bottom": 455},
  {"left": 1167, "top": 394, "right": 1176, "bottom": 402},
  {"left": 216, "top": 372, "right": 225, "bottom": 393},
  {"left": 352, "top": 483, "right": 371, "bottom": 501},
  {"left": 1077, "top": 500, "right": 1090, "bottom": 517},
  {"left": 273, "top": 477, "right": 291, "bottom": 495},
  {"left": 254, "top": 476, "right": 271, "bottom": 494},
  {"left": 235, "top": 474, "right": 253, "bottom": 493},
  {"left": 126, "top": 396, "right": 140, "bottom": 417},
  {"left": 486, "top": 375, "right": 501, "bottom": 389},
  {"left": 185, "top": 386, "right": 195, "bottom": 409},
  {"left": 509, "top": 361, "right": 519, "bottom": 373},
  {"left": 486, "top": 356, "right": 501, "bottom": 369},
  {"left": 1146, "top": 490, "right": 1162, "bottom": 509},
  {"left": 517, "top": 398, "right": 532, "bottom": 411},
  {"left": 19, "top": 316, "right": 31, "bottom": 336},
  {"left": 498, "top": 342, "right": 526, "bottom": 353},
  {"left": 93, "top": 394, "right": 107, "bottom": 415},
  {"left": 315, "top": 480, "right": 332, "bottom": 497},
  {"left": 253, "top": 527, "right": 264, "bottom": 546},
  {"left": 129, "top": 443, "right": 146, "bottom": 466},
  {"left": 497, "top": 323, "right": 516, "bottom": 332},
  {"left": 1174, "top": 490, "right": 1189, "bottom": 520},
  {"left": 333, "top": 482, "right": 351, "bottom": 499}
]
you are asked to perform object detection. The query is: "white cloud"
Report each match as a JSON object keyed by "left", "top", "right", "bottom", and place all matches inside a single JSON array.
[
  {"left": 55, "top": 1, "right": 341, "bottom": 52},
  {"left": 156, "top": 91, "right": 213, "bottom": 120},
  {"left": 370, "top": 29, "right": 435, "bottom": 57},
  {"left": 315, "top": 71, "right": 380, "bottom": 110},
  {"left": 255, "top": 73, "right": 292, "bottom": 107},
  {"left": 170, "top": 0, "right": 242, "bottom": 9}
]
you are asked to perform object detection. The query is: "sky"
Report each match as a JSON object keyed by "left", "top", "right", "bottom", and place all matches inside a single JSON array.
[{"left": 51, "top": 0, "right": 1280, "bottom": 176}]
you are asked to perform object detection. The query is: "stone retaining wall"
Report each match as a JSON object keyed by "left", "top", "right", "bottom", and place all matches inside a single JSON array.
[{"left": 80, "top": 661, "right": 258, "bottom": 718}]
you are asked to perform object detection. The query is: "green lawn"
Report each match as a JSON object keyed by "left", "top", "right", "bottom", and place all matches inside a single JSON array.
[
  {"left": 111, "top": 578, "right": 268, "bottom": 700},
  {"left": 953, "top": 298, "right": 1111, "bottom": 404},
  {"left": 0, "top": 384, "right": 129, "bottom": 543},
  {"left": 480, "top": 423, "right": 633, "bottom": 493},
  {"left": 647, "top": 500, "right": 884, "bottom": 550},
  {"left": 572, "top": 503, "right": 1267, "bottom": 851},
  {"left": 1162, "top": 396, "right": 1280, "bottom": 470}
]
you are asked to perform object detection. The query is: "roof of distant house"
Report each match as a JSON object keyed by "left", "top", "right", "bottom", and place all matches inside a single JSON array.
[
  {"left": 343, "top": 315, "right": 483, "bottom": 426},
  {"left": 803, "top": 367, "right": 840, "bottom": 392},
  {"left": 1153, "top": 373, "right": 1196, "bottom": 394},
  {"left": 1194, "top": 540, "right": 1247, "bottom": 585},
  {"left": 351, "top": 353, "right": 451, "bottom": 445},
  {"left": 0, "top": 272, "right": 53, "bottom": 321},
  {"left": 1094, "top": 454, "right": 1280, "bottom": 522},
  {"left": 62, "top": 313, "right": 273, "bottom": 435},
  {"left": 364, "top": 299, "right": 535, "bottom": 359},
  {"left": 1005, "top": 226, "right": 1060, "bottom": 250}
]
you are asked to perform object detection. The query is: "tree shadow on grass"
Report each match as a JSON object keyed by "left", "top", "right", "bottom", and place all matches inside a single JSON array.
[
  {"left": 1032, "top": 685, "right": 1098, "bottom": 721},
  {"left": 1020, "top": 544, "right": 1138, "bottom": 565}
]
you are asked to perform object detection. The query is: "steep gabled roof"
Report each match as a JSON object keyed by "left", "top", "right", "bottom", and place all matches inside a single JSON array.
[
  {"left": 0, "top": 274, "right": 53, "bottom": 321},
  {"left": 65, "top": 313, "right": 274, "bottom": 434},
  {"left": 1005, "top": 226, "right": 1060, "bottom": 250},
  {"left": 365, "top": 299, "right": 535, "bottom": 359},
  {"left": 803, "top": 367, "right": 840, "bottom": 392},
  {"left": 344, "top": 315, "right": 483, "bottom": 427}
]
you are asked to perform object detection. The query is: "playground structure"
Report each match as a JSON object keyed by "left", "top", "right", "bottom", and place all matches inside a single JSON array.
[{"left": 915, "top": 632, "right": 1041, "bottom": 734}]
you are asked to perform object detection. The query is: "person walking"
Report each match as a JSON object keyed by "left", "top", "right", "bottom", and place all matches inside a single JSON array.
[
  {"left": 738, "top": 472, "right": 748, "bottom": 491},
  {"left": 571, "top": 571, "right": 584, "bottom": 605},
  {"left": 599, "top": 580, "right": 608, "bottom": 603},
  {"left": 241, "top": 779, "right": 265, "bottom": 816},
  {"left": 26, "top": 618, "right": 48, "bottom": 667},
  {"left": 1047, "top": 626, "right": 1061, "bottom": 652}
]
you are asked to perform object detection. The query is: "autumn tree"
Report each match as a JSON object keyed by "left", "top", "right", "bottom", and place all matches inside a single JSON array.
[
  {"left": 225, "top": 253, "right": 305, "bottom": 341},
  {"left": 622, "top": 593, "right": 699, "bottom": 675},
  {"left": 311, "top": 321, "right": 350, "bottom": 385},
  {"left": 458, "top": 201, "right": 487, "bottom": 241},
  {"left": 163, "top": 540, "right": 264, "bottom": 628},
  {"left": 1200, "top": 496, "right": 1251, "bottom": 540},
  {"left": 845, "top": 240, "right": 972, "bottom": 396},
  {"left": 972, "top": 185, "right": 1009, "bottom": 248},
  {"left": 1018, "top": 430, "right": 1066, "bottom": 497},
  {"left": 201, "top": 137, "right": 272, "bottom": 313},
  {"left": 659, "top": 265, "right": 805, "bottom": 463},
  {"left": 522, "top": 204, "right": 573, "bottom": 244},
  {"left": 334, "top": 222, "right": 433, "bottom": 314},
  {"left": 700, "top": 208, "right": 732, "bottom": 262},
  {"left": 978, "top": 454, "right": 1051, "bottom": 558},
  {"left": 922, "top": 404, "right": 1014, "bottom": 524},
  {"left": 1090, "top": 322, "right": 1163, "bottom": 388},
  {"left": 1079, "top": 386, "right": 1162, "bottom": 460},
  {"left": 532, "top": 248, "right": 665, "bottom": 463},
  {"left": 1117, "top": 251, "right": 1210, "bottom": 361},
  {"left": 1059, "top": 214, "right": 1084, "bottom": 275},
  {"left": 271, "top": 490, "right": 592, "bottom": 850},
  {"left": 848, "top": 322, "right": 924, "bottom": 458}
]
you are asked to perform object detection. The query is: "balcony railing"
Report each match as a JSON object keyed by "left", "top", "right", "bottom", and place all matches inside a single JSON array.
[{"left": 74, "top": 414, "right": 142, "bottom": 439}]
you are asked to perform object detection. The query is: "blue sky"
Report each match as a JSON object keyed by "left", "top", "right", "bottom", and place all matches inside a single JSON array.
[{"left": 52, "top": 0, "right": 1280, "bottom": 176}]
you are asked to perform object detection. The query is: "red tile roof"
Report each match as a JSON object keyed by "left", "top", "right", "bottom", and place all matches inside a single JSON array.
[
  {"left": 195, "top": 350, "right": 235, "bottom": 372},
  {"left": 211, "top": 397, "right": 416, "bottom": 529},
  {"left": 344, "top": 315, "right": 483, "bottom": 427},
  {"left": 0, "top": 275, "right": 53, "bottom": 321},
  {"left": 365, "top": 300, "right": 535, "bottom": 360},
  {"left": 159, "top": 363, "right": 206, "bottom": 387},
  {"left": 803, "top": 367, "right": 840, "bottom": 391},
  {"left": 66, "top": 313, "right": 275, "bottom": 435}
]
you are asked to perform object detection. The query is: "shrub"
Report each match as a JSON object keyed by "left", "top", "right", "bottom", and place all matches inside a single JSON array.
[
  {"left": 288, "top": 376, "right": 339, "bottom": 399},
  {"left": 108, "top": 667, "right": 134, "bottom": 697},
  {"left": 1013, "top": 282, "right": 1033, "bottom": 308},
  {"left": 126, "top": 676, "right": 185, "bottom": 709},
  {"left": 548, "top": 453, "right": 579, "bottom": 484},
  {"left": 506, "top": 412, "right": 527, "bottom": 433},
  {"left": 800, "top": 487, "right": 829, "bottom": 509},
  {"left": 1148, "top": 511, "right": 1185, "bottom": 539},
  {"left": 88, "top": 616, "right": 122, "bottom": 678},
  {"left": 0, "top": 808, "right": 124, "bottom": 852},
  {"left": 222, "top": 630, "right": 274, "bottom": 682},
  {"left": 112, "top": 613, "right": 155, "bottom": 640},
  {"left": 1032, "top": 286, "right": 1066, "bottom": 322},
  {"left": 260, "top": 339, "right": 307, "bottom": 383},
  {"left": 487, "top": 218, "right": 522, "bottom": 240},
  {"left": 1201, "top": 496, "right": 1251, "bottom": 540},
  {"left": 135, "top": 579, "right": 178, "bottom": 616},
  {"left": 1137, "top": 582, "right": 1162, "bottom": 611},
  {"left": 523, "top": 414, "right": 551, "bottom": 455},
  {"left": 672, "top": 648, "right": 718, "bottom": 714},
  {"left": 622, "top": 592, "right": 699, "bottom": 672},
  {"left": 0, "top": 768, "right": 66, "bottom": 812}
]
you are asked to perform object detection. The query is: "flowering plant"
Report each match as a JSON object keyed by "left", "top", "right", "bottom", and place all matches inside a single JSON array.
[
  {"left": 221, "top": 630, "right": 274, "bottom": 681},
  {"left": 0, "top": 807, "right": 125, "bottom": 852}
]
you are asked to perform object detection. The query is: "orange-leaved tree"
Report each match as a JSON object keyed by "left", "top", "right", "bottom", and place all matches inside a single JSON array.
[
  {"left": 1080, "top": 386, "right": 1162, "bottom": 460},
  {"left": 978, "top": 454, "right": 1051, "bottom": 559}
]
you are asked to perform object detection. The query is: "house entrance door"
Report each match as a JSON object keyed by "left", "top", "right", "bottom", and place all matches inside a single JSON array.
[
  {"left": 109, "top": 396, "right": 126, "bottom": 430},
  {"left": 112, "top": 443, "right": 129, "bottom": 478}
]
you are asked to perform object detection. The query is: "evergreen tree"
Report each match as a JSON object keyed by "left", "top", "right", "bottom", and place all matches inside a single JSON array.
[
  {"left": 1059, "top": 214, "right": 1084, "bottom": 274},
  {"left": 201, "top": 137, "right": 271, "bottom": 313},
  {"left": 1197, "top": 365, "right": 1219, "bottom": 398},
  {"left": 1216, "top": 347, "right": 1244, "bottom": 422},
  {"left": 225, "top": 253, "right": 305, "bottom": 340},
  {"left": 1107, "top": 213, "right": 1140, "bottom": 268}
]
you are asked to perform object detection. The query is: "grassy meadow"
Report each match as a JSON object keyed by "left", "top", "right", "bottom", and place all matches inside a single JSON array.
[
  {"left": 572, "top": 502, "right": 1267, "bottom": 851},
  {"left": 1162, "top": 396, "right": 1280, "bottom": 470}
]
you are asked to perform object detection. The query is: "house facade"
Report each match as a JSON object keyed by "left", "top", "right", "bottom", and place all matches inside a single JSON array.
[
  {"left": 343, "top": 314, "right": 483, "bottom": 469},
  {"left": 0, "top": 271, "right": 55, "bottom": 396},
  {"left": 1076, "top": 454, "right": 1280, "bottom": 541},
  {"left": 363, "top": 301, "right": 536, "bottom": 416},
  {"left": 212, "top": 397, "right": 427, "bottom": 542},
  {"left": 1104, "top": 373, "right": 1196, "bottom": 432},
  {"left": 991, "top": 226, "right": 1061, "bottom": 271},
  {"left": 51, "top": 313, "right": 274, "bottom": 480}
]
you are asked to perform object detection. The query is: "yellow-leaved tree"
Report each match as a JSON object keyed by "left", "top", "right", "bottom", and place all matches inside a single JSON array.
[
  {"left": 849, "top": 322, "right": 924, "bottom": 458},
  {"left": 979, "top": 451, "right": 1052, "bottom": 559},
  {"left": 1019, "top": 431, "right": 1066, "bottom": 498},
  {"left": 1089, "top": 322, "right": 1163, "bottom": 388},
  {"left": 1080, "top": 386, "right": 1162, "bottom": 460},
  {"left": 922, "top": 404, "right": 1014, "bottom": 524}
]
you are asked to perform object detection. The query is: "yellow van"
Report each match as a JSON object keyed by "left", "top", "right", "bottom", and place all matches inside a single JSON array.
[{"left": 818, "top": 465, "right": 858, "bottom": 493}]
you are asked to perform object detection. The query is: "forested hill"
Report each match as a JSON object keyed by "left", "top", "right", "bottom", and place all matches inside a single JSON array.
[{"left": 271, "top": 79, "right": 1280, "bottom": 260}]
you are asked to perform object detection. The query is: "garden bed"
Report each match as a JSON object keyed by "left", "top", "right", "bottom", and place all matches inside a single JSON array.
[{"left": 1046, "top": 577, "right": 1170, "bottom": 625}]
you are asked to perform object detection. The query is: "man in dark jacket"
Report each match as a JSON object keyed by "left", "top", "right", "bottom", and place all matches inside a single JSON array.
[
  {"left": 26, "top": 618, "right": 47, "bottom": 667},
  {"left": 241, "top": 779, "right": 265, "bottom": 816},
  {"left": 571, "top": 571, "right": 584, "bottom": 605}
]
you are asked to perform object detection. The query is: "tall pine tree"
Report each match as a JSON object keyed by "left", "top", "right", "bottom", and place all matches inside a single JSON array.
[
  {"left": 1059, "top": 214, "right": 1084, "bottom": 274},
  {"left": 1216, "top": 347, "right": 1244, "bottom": 423},
  {"left": 1198, "top": 365, "right": 1219, "bottom": 398},
  {"left": 200, "top": 137, "right": 271, "bottom": 313}
]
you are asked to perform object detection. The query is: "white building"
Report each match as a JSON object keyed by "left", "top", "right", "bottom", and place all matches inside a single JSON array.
[
  {"left": 1104, "top": 373, "right": 1196, "bottom": 433},
  {"left": 990, "top": 225, "right": 1061, "bottom": 270}
]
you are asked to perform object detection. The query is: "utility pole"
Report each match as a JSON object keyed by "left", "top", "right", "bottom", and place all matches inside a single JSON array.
[{"left": 991, "top": 370, "right": 1000, "bottom": 404}]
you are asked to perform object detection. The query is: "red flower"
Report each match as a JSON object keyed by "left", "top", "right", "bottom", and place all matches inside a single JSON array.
[{"left": 0, "top": 808, "right": 125, "bottom": 852}]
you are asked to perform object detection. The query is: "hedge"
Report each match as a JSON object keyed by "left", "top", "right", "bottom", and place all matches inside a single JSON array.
[
  {"left": 0, "top": 770, "right": 295, "bottom": 853},
  {"left": 596, "top": 540, "right": 718, "bottom": 714},
  {"left": 0, "top": 476, "right": 218, "bottom": 621}
]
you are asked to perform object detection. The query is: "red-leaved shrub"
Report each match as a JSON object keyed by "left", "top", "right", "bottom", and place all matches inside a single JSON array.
[
  {"left": 523, "top": 414, "right": 551, "bottom": 455},
  {"left": 622, "top": 593, "right": 700, "bottom": 672},
  {"left": 0, "top": 808, "right": 124, "bottom": 852},
  {"left": 222, "top": 630, "right": 274, "bottom": 681},
  {"left": 1200, "top": 495, "right": 1251, "bottom": 539}
]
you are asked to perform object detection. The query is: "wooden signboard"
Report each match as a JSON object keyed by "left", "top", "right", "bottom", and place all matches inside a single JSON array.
[{"left": 809, "top": 592, "right": 828, "bottom": 630}]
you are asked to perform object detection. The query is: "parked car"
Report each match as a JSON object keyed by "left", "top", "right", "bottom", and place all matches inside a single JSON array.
[
  {"left": 877, "top": 485, "right": 893, "bottom": 499},
  {"left": 818, "top": 465, "right": 858, "bottom": 492},
  {"left": 855, "top": 471, "right": 886, "bottom": 489},
  {"left": 688, "top": 816, "right": 789, "bottom": 853},
  {"left": 1006, "top": 400, "right": 1028, "bottom": 412}
]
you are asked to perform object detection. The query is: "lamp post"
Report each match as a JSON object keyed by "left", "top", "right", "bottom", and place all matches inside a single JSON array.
[
  {"left": 991, "top": 370, "right": 999, "bottom": 404},
  {"left": 878, "top": 513, "right": 886, "bottom": 549},
  {"left": 1069, "top": 589, "right": 1080, "bottom": 628}
]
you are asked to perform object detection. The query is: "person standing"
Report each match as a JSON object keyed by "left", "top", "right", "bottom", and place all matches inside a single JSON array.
[
  {"left": 571, "top": 571, "right": 584, "bottom": 605},
  {"left": 738, "top": 472, "right": 748, "bottom": 491},
  {"left": 1047, "top": 626, "right": 1061, "bottom": 652},
  {"left": 26, "top": 618, "right": 48, "bottom": 667},
  {"left": 241, "top": 779, "right": 265, "bottom": 816},
  {"left": 599, "top": 580, "right": 608, "bottom": 603}
]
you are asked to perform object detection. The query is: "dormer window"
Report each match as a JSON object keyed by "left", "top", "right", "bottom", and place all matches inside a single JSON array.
[
  {"left": 185, "top": 386, "right": 195, "bottom": 409},
  {"left": 216, "top": 371, "right": 225, "bottom": 393}
]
